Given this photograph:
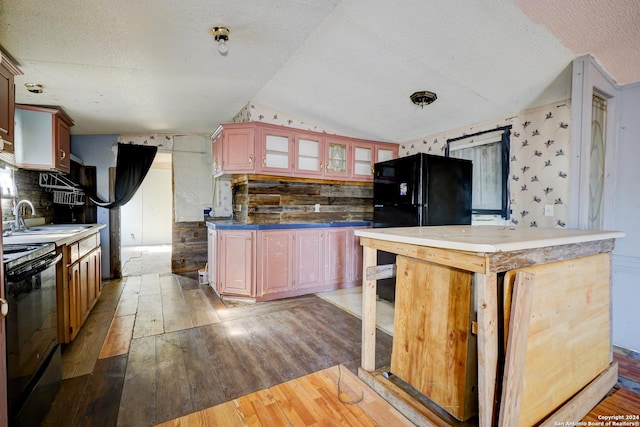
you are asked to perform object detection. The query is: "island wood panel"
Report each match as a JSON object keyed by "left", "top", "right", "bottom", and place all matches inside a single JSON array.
[
  {"left": 503, "top": 253, "right": 611, "bottom": 426},
  {"left": 485, "top": 239, "right": 616, "bottom": 273},
  {"left": 391, "top": 255, "right": 477, "bottom": 421},
  {"left": 359, "top": 236, "right": 487, "bottom": 273}
]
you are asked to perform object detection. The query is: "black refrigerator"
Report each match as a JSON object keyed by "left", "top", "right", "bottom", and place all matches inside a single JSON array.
[{"left": 373, "top": 153, "right": 472, "bottom": 302}]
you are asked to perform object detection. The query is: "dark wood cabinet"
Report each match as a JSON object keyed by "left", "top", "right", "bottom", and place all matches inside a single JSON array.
[
  {"left": 14, "top": 104, "right": 74, "bottom": 173},
  {"left": 58, "top": 231, "right": 103, "bottom": 343},
  {"left": 0, "top": 51, "right": 22, "bottom": 151}
]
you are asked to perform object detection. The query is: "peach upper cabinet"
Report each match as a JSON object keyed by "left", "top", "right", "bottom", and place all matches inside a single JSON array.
[{"left": 211, "top": 122, "right": 397, "bottom": 182}]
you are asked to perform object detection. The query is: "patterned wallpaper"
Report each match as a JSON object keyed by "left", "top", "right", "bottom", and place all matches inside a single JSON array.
[
  {"left": 232, "top": 101, "right": 339, "bottom": 134},
  {"left": 401, "top": 100, "right": 572, "bottom": 228},
  {"left": 117, "top": 134, "right": 174, "bottom": 149}
]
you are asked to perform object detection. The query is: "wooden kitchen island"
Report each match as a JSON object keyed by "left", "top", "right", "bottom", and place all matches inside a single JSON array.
[{"left": 354, "top": 225, "right": 624, "bottom": 427}]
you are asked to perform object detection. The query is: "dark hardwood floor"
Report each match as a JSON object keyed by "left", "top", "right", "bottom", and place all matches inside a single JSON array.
[{"left": 41, "top": 271, "right": 394, "bottom": 427}]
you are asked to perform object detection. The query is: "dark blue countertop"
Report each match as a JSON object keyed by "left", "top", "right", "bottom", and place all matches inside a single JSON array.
[{"left": 205, "top": 219, "right": 371, "bottom": 230}]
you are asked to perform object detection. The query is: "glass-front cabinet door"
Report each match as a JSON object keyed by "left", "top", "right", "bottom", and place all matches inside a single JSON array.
[
  {"left": 352, "top": 141, "right": 374, "bottom": 181},
  {"left": 324, "top": 137, "right": 350, "bottom": 178},
  {"left": 294, "top": 132, "right": 323, "bottom": 177},
  {"left": 260, "top": 127, "right": 294, "bottom": 174},
  {"left": 376, "top": 144, "right": 397, "bottom": 163}
]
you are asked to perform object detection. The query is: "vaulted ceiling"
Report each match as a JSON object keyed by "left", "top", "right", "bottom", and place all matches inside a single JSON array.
[{"left": 1, "top": 0, "right": 638, "bottom": 143}]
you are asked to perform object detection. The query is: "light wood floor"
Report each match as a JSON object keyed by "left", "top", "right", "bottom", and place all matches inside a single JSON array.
[{"left": 156, "top": 365, "right": 414, "bottom": 427}]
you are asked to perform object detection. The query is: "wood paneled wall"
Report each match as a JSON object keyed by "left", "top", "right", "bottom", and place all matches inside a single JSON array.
[
  {"left": 232, "top": 175, "right": 373, "bottom": 224},
  {"left": 171, "top": 221, "right": 207, "bottom": 279}
]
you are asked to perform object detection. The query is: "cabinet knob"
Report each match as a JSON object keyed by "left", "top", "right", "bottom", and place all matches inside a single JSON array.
[
  {"left": 262, "top": 155, "right": 267, "bottom": 167},
  {"left": 60, "top": 149, "right": 66, "bottom": 160},
  {"left": 248, "top": 154, "right": 253, "bottom": 167}
]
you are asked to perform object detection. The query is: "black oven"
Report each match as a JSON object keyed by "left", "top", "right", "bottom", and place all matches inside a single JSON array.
[{"left": 3, "top": 243, "right": 62, "bottom": 426}]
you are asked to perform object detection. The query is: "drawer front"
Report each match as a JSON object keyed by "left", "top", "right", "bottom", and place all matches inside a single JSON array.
[{"left": 79, "top": 234, "right": 98, "bottom": 259}]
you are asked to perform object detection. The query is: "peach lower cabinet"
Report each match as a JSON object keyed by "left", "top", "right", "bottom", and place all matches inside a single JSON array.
[
  {"left": 354, "top": 225, "right": 624, "bottom": 427},
  {"left": 206, "top": 221, "right": 368, "bottom": 302}
]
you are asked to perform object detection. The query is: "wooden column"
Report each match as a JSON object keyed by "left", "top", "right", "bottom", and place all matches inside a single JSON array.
[
  {"left": 476, "top": 272, "right": 499, "bottom": 427},
  {"left": 361, "top": 245, "right": 378, "bottom": 372},
  {"left": 108, "top": 167, "right": 122, "bottom": 279}
]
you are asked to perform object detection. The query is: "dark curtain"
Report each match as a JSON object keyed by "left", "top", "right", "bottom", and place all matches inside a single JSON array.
[{"left": 88, "top": 143, "right": 158, "bottom": 209}]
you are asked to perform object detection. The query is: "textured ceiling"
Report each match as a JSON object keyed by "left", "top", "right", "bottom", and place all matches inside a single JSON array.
[
  {"left": 515, "top": 0, "right": 640, "bottom": 85},
  {"left": 0, "top": 0, "right": 638, "bottom": 143}
]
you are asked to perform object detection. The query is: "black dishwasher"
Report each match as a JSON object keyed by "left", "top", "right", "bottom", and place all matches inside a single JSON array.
[{"left": 3, "top": 243, "right": 62, "bottom": 427}]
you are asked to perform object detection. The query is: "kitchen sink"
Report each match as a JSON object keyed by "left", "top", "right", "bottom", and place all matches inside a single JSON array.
[{"left": 14, "top": 224, "right": 93, "bottom": 234}]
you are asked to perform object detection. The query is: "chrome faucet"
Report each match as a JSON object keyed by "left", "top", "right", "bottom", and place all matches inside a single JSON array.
[{"left": 13, "top": 200, "right": 35, "bottom": 232}]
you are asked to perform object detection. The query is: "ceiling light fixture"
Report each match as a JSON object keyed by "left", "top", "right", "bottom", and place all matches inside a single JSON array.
[
  {"left": 25, "top": 83, "right": 44, "bottom": 94},
  {"left": 410, "top": 90, "right": 437, "bottom": 108},
  {"left": 212, "top": 26, "right": 230, "bottom": 56}
]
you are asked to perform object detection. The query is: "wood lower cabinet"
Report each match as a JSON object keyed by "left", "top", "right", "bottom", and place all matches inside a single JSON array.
[
  {"left": 214, "top": 226, "right": 365, "bottom": 301},
  {"left": 58, "top": 232, "right": 102, "bottom": 343}
]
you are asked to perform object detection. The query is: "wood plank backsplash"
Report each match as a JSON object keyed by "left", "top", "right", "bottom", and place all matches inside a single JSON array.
[
  {"left": 171, "top": 221, "right": 207, "bottom": 279},
  {"left": 232, "top": 176, "right": 373, "bottom": 224}
]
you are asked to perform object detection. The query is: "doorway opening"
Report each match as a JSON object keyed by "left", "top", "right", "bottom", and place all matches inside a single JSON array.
[{"left": 120, "top": 152, "right": 172, "bottom": 276}]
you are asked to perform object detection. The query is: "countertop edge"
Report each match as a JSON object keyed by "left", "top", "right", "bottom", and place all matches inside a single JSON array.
[
  {"left": 205, "top": 221, "right": 372, "bottom": 230},
  {"left": 3, "top": 224, "right": 107, "bottom": 246},
  {"left": 354, "top": 226, "right": 625, "bottom": 253}
]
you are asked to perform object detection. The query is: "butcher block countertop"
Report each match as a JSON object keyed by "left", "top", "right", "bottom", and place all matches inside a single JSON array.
[{"left": 354, "top": 225, "right": 625, "bottom": 253}]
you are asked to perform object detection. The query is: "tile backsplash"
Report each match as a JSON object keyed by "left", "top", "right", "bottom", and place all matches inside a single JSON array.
[{"left": 0, "top": 161, "right": 55, "bottom": 225}]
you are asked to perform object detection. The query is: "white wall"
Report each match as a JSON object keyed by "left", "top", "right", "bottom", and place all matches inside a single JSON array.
[
  {"left": 173, "top": 134, "right": 213, "bottom": 222},
  {"left": 121, "top": 167, "right": 172, "bottom": 245},
  {"left": 611, "top": 82, "right": 640, "bottom": 352}
]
